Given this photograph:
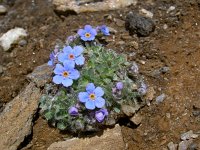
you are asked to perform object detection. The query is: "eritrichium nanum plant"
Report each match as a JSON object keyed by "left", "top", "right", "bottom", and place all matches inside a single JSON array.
[{"left": 39, "top": 25, "right": 147, "bottom": 133}]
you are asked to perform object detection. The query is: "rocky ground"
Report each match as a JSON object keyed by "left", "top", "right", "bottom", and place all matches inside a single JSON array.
[{"left": 0, "top": 0, "right": 200, "bottom": 150}]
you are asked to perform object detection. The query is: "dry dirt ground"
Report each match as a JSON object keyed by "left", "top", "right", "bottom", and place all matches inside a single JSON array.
[{"left": 0, "top": 0, "right": 199, "bottom": 149}]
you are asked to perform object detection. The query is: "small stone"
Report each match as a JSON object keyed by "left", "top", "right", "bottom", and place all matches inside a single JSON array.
[
  {"left": 18, "top": 39, "right": 27, "bottom": 46},
  {"left": 180, "top": 130, "right": 199, "bottom": 141},
  {"left": 178, "top": 139, "right": 193, "bottom": 150},
  {"left": 122, "top": 105, "right": 140, "bottom": 117},
  {"left": 163, "top": 24, "right": 168, "bottom": 30},
  {"left": 125, "top": 11, "right": 155, "bottom": 37},
  {"left": 167, "top": 142, "right": 178, "bottom": 150},
  {"left": 0, "top": 5, "right": 7, "bottom": 15},
  {"left": 167, "top": 6, "right": 176, "bottom": 14},
  {"left": 156, "top": 93, "right": 166, "bottom": 104},
  {"left": 139, "top": 8, "right": 153, "bottom": 18},
  {"left": 115, "top": 18, "right": 125, "bottom": 27},
  {"left": 130, "top": 113, "right": 142, "bottom": 125},
  {"left": 117, "top": 41, "right": 125, "bottom": 45},
  {"left": 145, "top": 87, "right": 156, "bottom": 101},
  {"left": 0, "top": 28, "right": 28, "bottom": 51},
  {"left": 160, "top": 66, "right": 170, "bottom": 73}
]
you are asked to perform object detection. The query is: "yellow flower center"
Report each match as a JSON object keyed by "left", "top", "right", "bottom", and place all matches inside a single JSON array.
[
  {"left": 69, "top": 54, "right": 74, "bottom": 59},
  {"left": 85, "top": 33, "right": 91, "bottom": 38},
  {"left": 62, "top": 71, "right": 69, "bottom": 77},
  {"left": 89, "top": 93, "right": 96, "bottom": 100}
]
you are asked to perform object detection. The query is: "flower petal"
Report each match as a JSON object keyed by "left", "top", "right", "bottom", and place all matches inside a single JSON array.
[
  {"left": 69, "top": 69, "right": 80, "bottom": 80},
  {"left": 78, "top": 29, "right": 85, "bottom": 36},
  {"left": 84, "top": 25, "right": 92, "bottom": 31},
  {"left": 74, "top": 46, "right": 83, "bottom": 56},
  {"left": 54, "top": 64, "right": 64, "bottom": 74},
  {"left": 78, "top": 92, "right": 89, "bottom": 103},
  {"left": 95, "top": 97, "right": 105, "bottom": 108},
  {"left": 90, "top": 28, "right": 97, "bottom": 36},
  {"left": 62, "top": 78, "right": 73, "bottom": 87},
  {"left": 58, "top": 53, "right": 67, "bottom": 63},
  {"left": 94, "top": 87, "right": 104, "bottom": 97},
  {"left": 75, "top": 55, "right": 85, "bottom": 65},
  {"left": 63, "top": 60, "right": 75, "bottom": 70},
  {"left": 86, "top": 83, "right": 95, "bottom": 93},
  {"left": 63, "top": 46, "right": 73, "bottom": 53},
  {"left": 85, "top": 100, "right": 95, "bottom": 110},
  {"left": 48, "top": 60, "right": 53, "bottom": 66},
  {"left": 53, "top": 75, "right": 63, "bottom": 84}
]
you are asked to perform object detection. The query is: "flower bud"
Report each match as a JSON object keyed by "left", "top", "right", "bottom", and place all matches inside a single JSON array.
[
  {"left": 68, "top": 106, "right": 79, "bottom": 116},
  {"left": 116, "top": 82, "right": 123, "bottom": 90}
]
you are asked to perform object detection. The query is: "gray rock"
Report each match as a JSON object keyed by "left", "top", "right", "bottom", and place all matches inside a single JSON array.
[
  {"left": 156, "top": 93, "right": 166, "bottom": 104},
  {"left": 167, "top": 142, "right": 178, "bottom": 150},
  {"left": 139, "top": 8, "right": 153, "bottom": 18},
  {"left": 27, "top": 63, "right": 53, "bottom": 87},
  {"left": 125, "top": 12, "right": 155, "bottom": 37},
  {"left": 178, "top": 139, "right": 193, "bottom": 150},
  {"left": 0, "top": 5, "right": 7, "bottom": 15},
  {"left": 0, "top": 82, "right": 41, "bottom": 150},
  {"left": 180, "top": 130, "right": 199, "bottom": 141},
  {"left": 53, "top": 0, "right": 137, "bottom": 14},
  {"left": 48, "top": 124, "right": 125, "bottom": 150},
  {"left": 121, "top": 104, "right": 140, "bottom": 117},
  {"left": 18, "top": 39, "right": 27, "bottom": 46}
]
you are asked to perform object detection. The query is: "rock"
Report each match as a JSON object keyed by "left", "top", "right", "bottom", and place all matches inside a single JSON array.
[
  {"left": 129, "top": 41, "right": 139, "bottom": 49},
  {"left": 0, "top": 5, "right": 7, "bottom": 15},
  {"left": 130, "top": 113, "right": 142, "bottom": 125},
  {"left": 145, "top": 87, "right": 156, "bottom": 101},
  {"left": 178, "top": 139, "right": 193, "bottom": 150},
  {"left": 139, "top": 8, "right": 153, "bottom": 18},
  {"left": 121, "top": 104, "right": 140, "bottom": 117},
  {"left": 18, "top": 39, "right": 27, "bottom": 46},
  {"left": 167, "top": 142, "right": 178, "bottom": 150},
  {"left": 0, "top": 82, "right": 41, "bottom": 150},
  {"left": 48, "top": 124, "right": 125, "bottom": 150},
  {"left": 167, "top": 6, "right": 176, "bottom": 14},
  {"left": 180, "top": 130, "right": 199, "bottom": 141},
  {"left": 156, "top": 93, "right": 166, "bottom": 104},
  {"left": 0, "top": 27, "right": 28, "bottom": 51},
  {"left": 125, "top": 12, "right": 155, "bottom": 37},
  {"left": 27, "top": 64, "right": 53, "bottom": 87},
  {"left": 53, "top": 0, "right": 137, "bottom": 14}
]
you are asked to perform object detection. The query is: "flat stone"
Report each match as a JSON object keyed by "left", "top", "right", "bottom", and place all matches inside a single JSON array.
[
  {"left": 53, "top": 0, "right": 137, "bottom": 14},
  {"left": 130, "top": 113, "right": 142, "bottom": 125},
  {"left": 27, "top": 64, "right": 53, "bottom": 87},
  {"left": 0, "top": 82, "right": 41, "bottom": 150},
  {"left": 167, "top": 142, "right": 178, "bottom": 150},
  {"left": 180, "top": 130, "right": 199, "bottom": 141},
  {"left": 156, "top": 93, "right": 166, "bottom": 104},
  {"left": 121, "top": 104, "right": 140, "bottom": 117},
  {"left": 47, "top": 124, "right": 125, "bottom": 150},
  {"left": 178, "top": 139, "right": 193, "bottom": 150}
]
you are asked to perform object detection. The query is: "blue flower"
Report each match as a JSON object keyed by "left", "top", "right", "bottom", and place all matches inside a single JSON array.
[
  {"left": 68, "top": 106, "right": 79, "bottom": 116},
  {"left": 116, "top": 82, "right": 123, "bottom": 90},
  {"left": 95, "top": 108, "right": 108, "bottom": 122},
  {"left": 48, "top": 52, "right": 55, "bottom": 66},
  {"left": 58, "top": 45, "right": 85, "bottom": 65},
  {"left": 78, "top": 83, "right": 105, "bottom": 110},
  {"left": 53, "top": 60, "right": 80, "bottom": 87},
  {"left": 78, "top": 25, "right": 97, "bottom": 41},
  {"left": 100, "top": 25, "right": 110, "bottom": 36}
]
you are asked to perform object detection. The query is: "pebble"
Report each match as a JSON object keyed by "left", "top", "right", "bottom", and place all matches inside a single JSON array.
[
  {"left": 178, "top": 139, "right": 193, "bottom": 150},
  {"left": 128, "top": 41, "right": 139, "bottom": 49},
  {"left": 139, "top": 8, "right": 154, "bottom": 18},
  {"left": 121, "top": 104, "right": 140, "bottom": 117},
  {"left": 0, "top": 28, "right": 28, "bottom": 51},
  {"left": 167, "top": 6, "right": 176, "bottom": 14},
  {"left": 125, "top": 11, "right": 155, "bottom": 37},
  {"left": 167, "top": 142, "right": 178, "bottom": 150},
  {"left": 18, "top": 39, "right": 27, "bottom": 46},
  {"left": 156, "top": 93, "right": 166, "bottom": 104},
  {"left": 0, "top": 5, "right": 7, "bottom": 15}
]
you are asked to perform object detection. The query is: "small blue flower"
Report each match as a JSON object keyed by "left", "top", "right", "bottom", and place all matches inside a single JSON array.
[
  {"left": 68, "top": 106, "right": 79, "bottom": 116},
  {"left": 53, "top": 60, "right": 80, "bottom": 87},
  {"left": 48, "top": 48, "right": 59, "bottom": 66},
  {"left": 116, "top": 82, "right": 123, "bottom": 90},
  {"left": 78, "top": 25, "right": 97, "bottom": 41},
  {"left": 78, "top": 83, "right": 105, "bottom": 110},
  {"left": 58, "top": 45, "right": 85, "bottom": 65},
  {"left": 100, "top": 25, "right": 110, "bottom": 36},
  {"left": 95, "top": 108, "right": 108, "bottom": 122}
]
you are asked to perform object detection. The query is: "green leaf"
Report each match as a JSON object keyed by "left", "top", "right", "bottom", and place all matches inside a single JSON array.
[
  {"left": 44, "top": 111, "right": 53, "bottom": 120},
  {"left": 57, "top": 122, "right": 67, "bottom": 130},
  {"left": 113, "top": 107, "right": 121, "bottom": 113}
]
